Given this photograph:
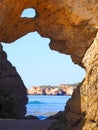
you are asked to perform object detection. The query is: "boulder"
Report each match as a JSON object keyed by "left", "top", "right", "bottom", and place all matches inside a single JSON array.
[{"left": 0, "top": 43, "right": 28, "bottom": 119}]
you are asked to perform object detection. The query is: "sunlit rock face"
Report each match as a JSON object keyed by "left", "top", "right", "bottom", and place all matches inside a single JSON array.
[
  {"left": 0, "top": 0, "right": 98, "bottom": 65},
  {"left": 0, "top": 44, "right": 28, "bottom": 119},
  {"left": 27, "top": 85, "right": 75, "bottom": 95},
  {"left": 81, "top": 34, "right": 98, "bottom": 130},
  {"left": 0, "top": 0, "right": 98, "bottom": 129},
  {"left": 59, "top": 34, "right": 98, "bottom": 130}
]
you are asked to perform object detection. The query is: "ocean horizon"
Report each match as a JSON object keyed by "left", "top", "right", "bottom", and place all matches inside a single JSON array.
[{"left": 26, "top": 95, "right": 71, "bottom": 120}]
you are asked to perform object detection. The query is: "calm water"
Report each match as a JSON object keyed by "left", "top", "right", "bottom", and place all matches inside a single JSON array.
[{"left": 26, "top": 95, "right": 71, "bottom": 120}]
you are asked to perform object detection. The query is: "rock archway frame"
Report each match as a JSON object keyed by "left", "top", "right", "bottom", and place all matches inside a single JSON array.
[{"left": 0, "top": 1, "right": 98, "bottom": 130}]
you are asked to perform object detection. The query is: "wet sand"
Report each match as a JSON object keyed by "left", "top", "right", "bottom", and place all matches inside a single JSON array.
[{"left": 0, "top": 119, "right": 56, "bottom": 130}]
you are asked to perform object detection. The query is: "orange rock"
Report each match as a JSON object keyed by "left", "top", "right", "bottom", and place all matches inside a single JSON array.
[
  {"left": 0, "top": 0, "right": 98, "bottom": 65},
  {"left": 28, "top": 85, "right": 75, "bottom": 95},
  {"left": 0, "top": 1, "right": 98, "bottom": 129}
]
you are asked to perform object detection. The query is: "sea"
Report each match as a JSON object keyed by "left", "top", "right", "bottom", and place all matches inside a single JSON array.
[{"left": 26, "top": 95, "right": 71, "bottom": 120}]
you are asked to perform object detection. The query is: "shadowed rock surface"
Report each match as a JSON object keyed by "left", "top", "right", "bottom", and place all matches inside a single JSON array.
[
  {"left": 0, "top": 43, "right": 28, "bottom": 119},
  {"left": 0, "top": 0, "right": 98, "bottom": 129}
]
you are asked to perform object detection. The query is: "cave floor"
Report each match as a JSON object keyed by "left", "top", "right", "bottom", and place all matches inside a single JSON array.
[{"left": 0, "top": 119, "right": 56, "bottom": 130}]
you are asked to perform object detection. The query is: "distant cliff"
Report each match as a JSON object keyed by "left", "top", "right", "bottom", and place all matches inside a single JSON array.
[{"left": 27, "top": 84, "right": 77, "bottom": 96}]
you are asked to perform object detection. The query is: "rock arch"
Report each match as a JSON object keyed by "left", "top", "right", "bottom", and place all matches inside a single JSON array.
[{"left": 0, "top": 0, "right": 98, "bottom": 129}]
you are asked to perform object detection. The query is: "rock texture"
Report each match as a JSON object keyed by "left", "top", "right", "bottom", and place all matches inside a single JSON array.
[
  {"left": 0, "top": 0, "right": 98, "bottom": 129},
  {"left": 0, "top": 43, "right": 28, "bottom": 119},
  {"left": 48, "top": 33, "right": 98, "bottom": 130},
  {"left": 0, "top": 1, "right": 98, "bottom": 65},
  {"left": 28, "top": 85, "right": 75, "bottom": 95},
  {"left": 81, "top": 33, "right": 98, "bottom": 130}
]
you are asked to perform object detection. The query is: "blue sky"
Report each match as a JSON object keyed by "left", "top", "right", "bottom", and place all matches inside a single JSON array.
[{"left": 1, "top": 8, "right": 85, "bottom": 89}]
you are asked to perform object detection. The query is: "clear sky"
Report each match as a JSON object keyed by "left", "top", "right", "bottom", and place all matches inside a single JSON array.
[{"left": 1, "top": 8, "right": 85, "bottom": 89}]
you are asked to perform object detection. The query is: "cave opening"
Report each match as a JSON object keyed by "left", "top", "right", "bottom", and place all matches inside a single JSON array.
[
  {"left": 2, "top": 31, "right": 85, "bottom": 120},
  {"left": 1, "top": 6, "right": 86, "bottom": 120}
]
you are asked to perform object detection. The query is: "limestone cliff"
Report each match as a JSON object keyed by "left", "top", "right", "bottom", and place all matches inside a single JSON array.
[
  {"left": 28, "top": 85, "right": 75, "bottom": 95},
  {"left": 0, "top": 0, "right": 98, "bottom": 129},
  {"left": 0, "top": 43, "right": 28, "bottom": 119}
]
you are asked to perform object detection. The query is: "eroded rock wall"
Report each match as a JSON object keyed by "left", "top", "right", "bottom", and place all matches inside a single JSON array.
[
  {"left": 0, "top": 0, "right": 98, "bottom": 65},
  {"left": 0, "top": 43, "right": 28, "bottom": 118},
  {"left": 48, "top": 34, "right": 98, "bottom": 130},
  {"left": 81, "top": 33, "right": 98, "bottom": 130},
  {"left": 0, "top": 0, "right": 98, "bottom": 129}
]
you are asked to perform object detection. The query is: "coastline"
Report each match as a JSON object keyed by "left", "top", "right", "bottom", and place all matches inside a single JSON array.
[
  {"left": 27, "top": 94, "right": 72, "bottom": 96},
  {"left": 27, "top": 84, "right": 77, "bottom": 96}
]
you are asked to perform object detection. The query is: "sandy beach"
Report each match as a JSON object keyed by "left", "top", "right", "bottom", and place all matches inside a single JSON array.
[{"left": 0, "top": 119, "right": 56, "bottom": 130}]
